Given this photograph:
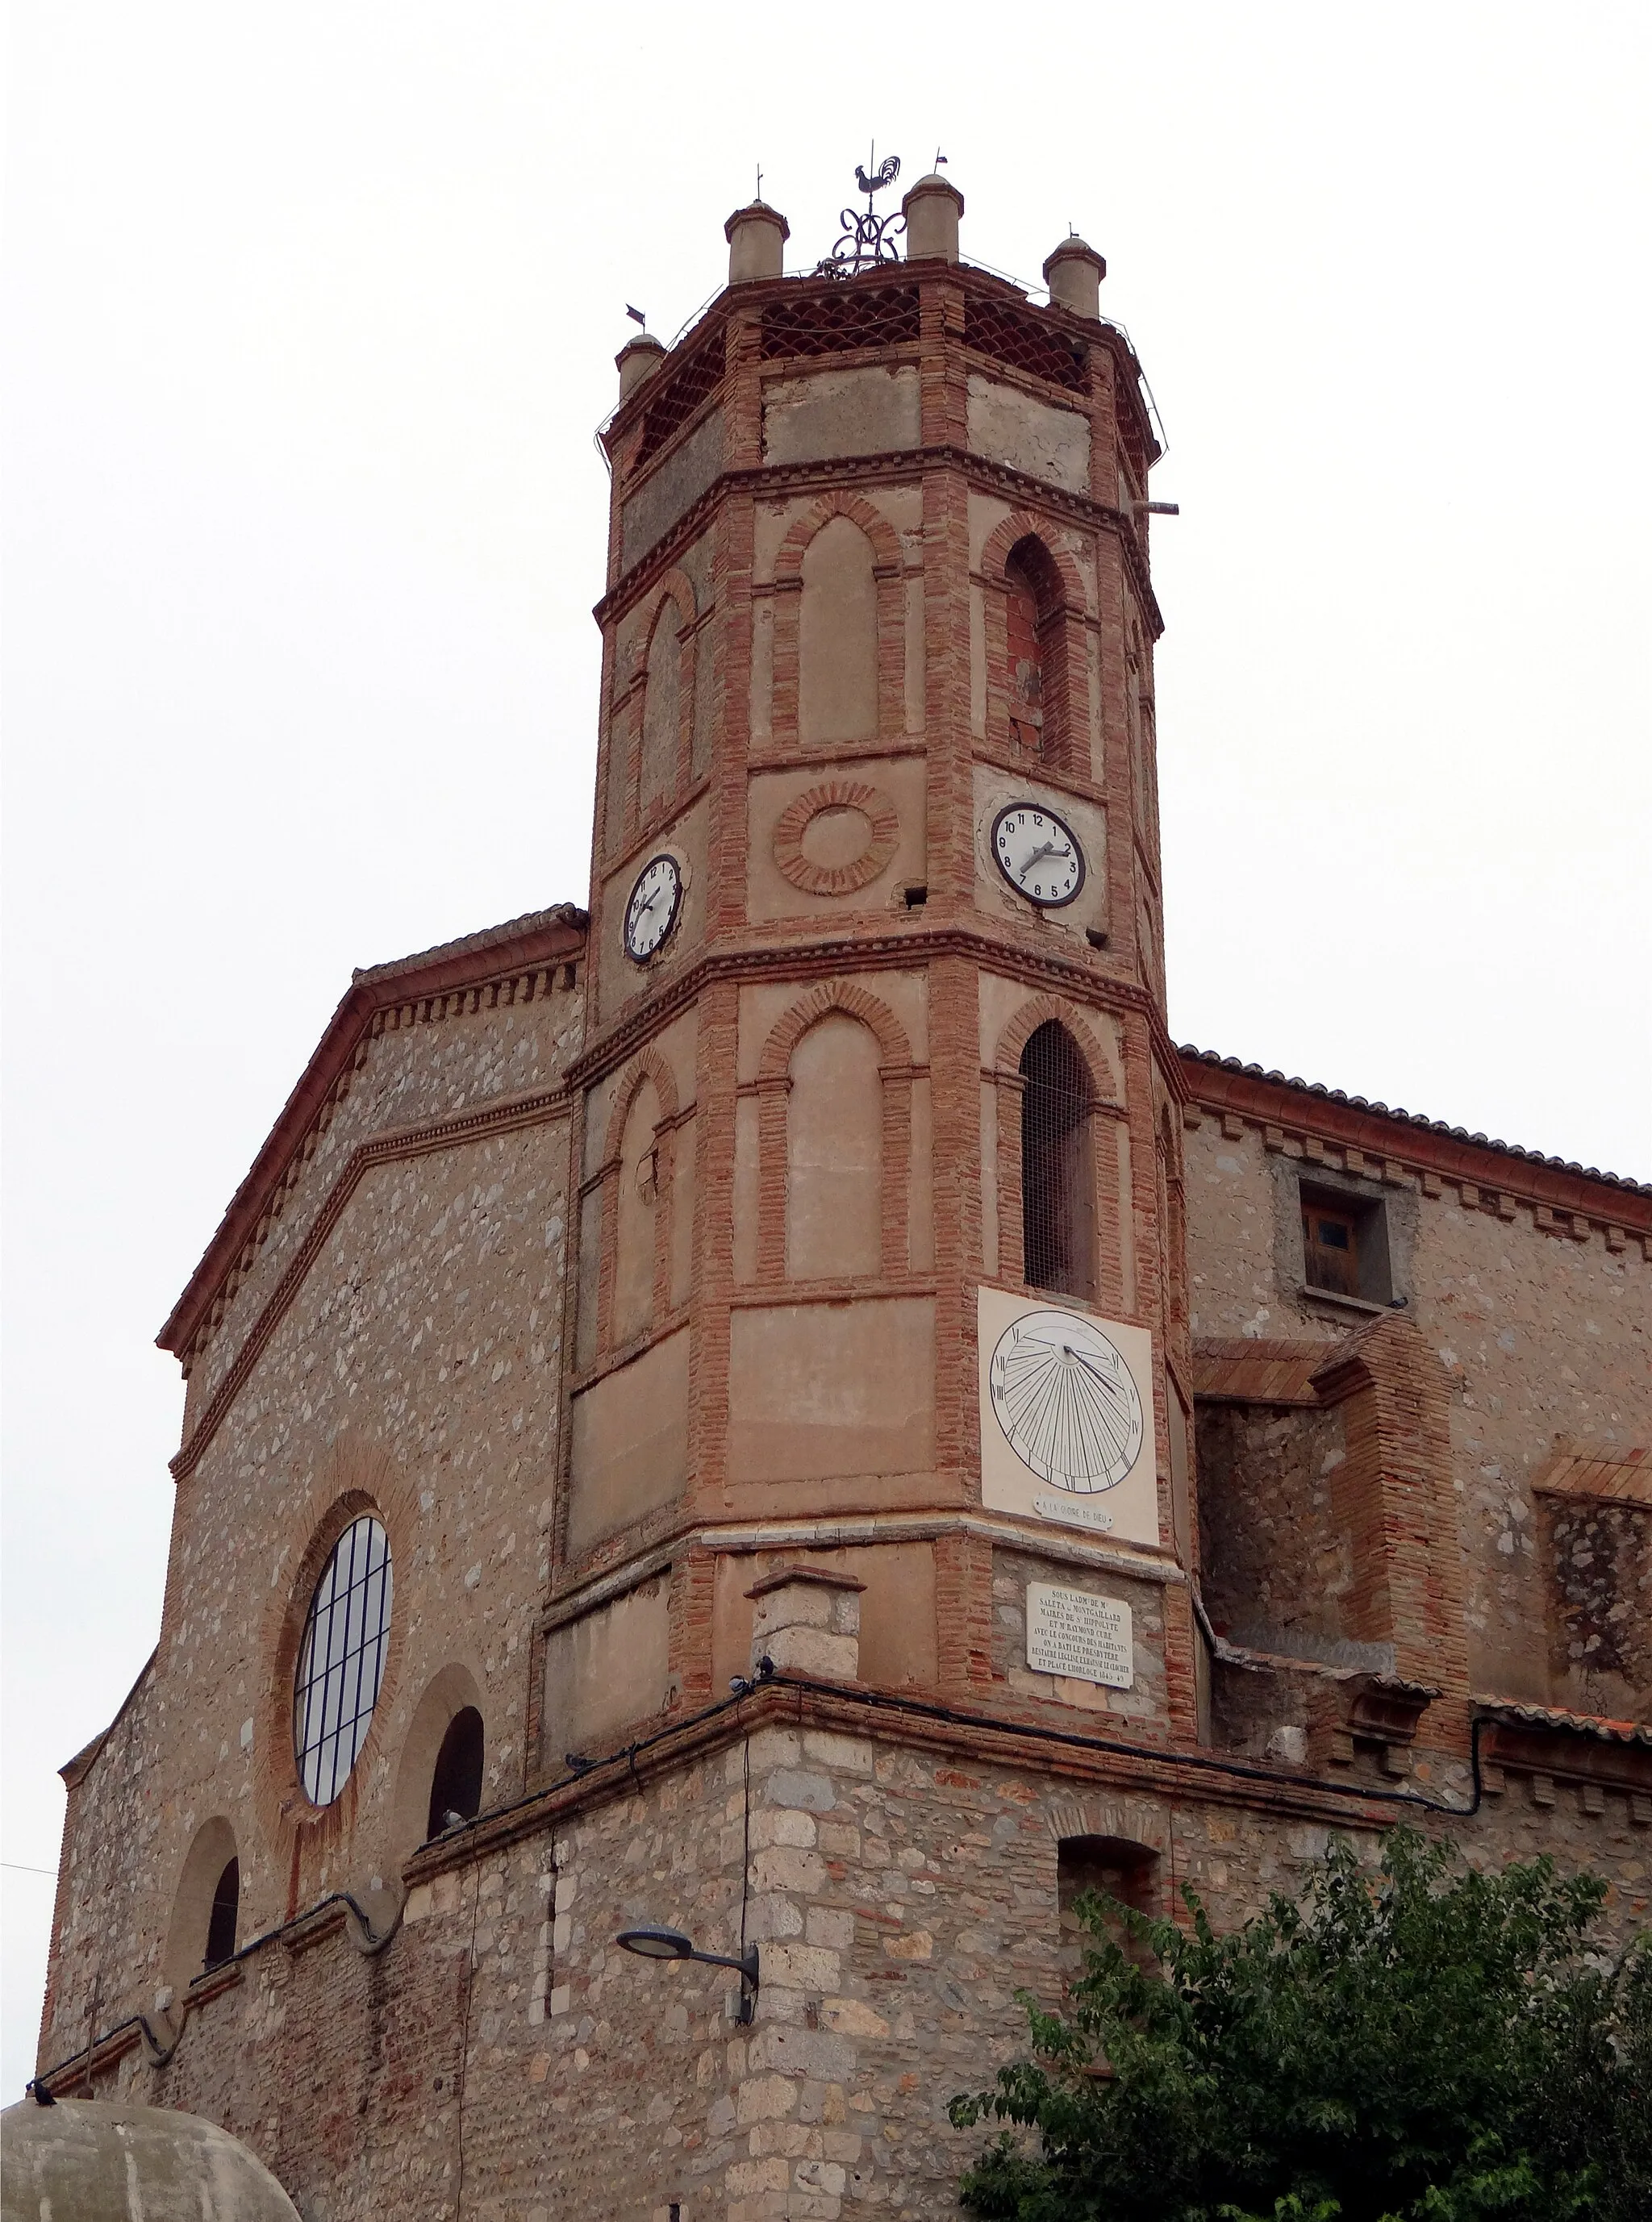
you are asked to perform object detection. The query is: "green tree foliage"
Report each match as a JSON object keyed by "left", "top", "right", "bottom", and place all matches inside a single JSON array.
[{"left": 949, "top": 1828, "right": 1650, "bottom": 2222}]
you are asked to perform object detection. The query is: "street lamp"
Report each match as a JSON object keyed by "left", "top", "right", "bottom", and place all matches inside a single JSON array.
[{"left": 615, "top": 1925, "right": 760, "bottom": 2023}]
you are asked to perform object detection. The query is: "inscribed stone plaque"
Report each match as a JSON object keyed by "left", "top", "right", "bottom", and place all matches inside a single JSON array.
[{"left": 1025, "top": 1583, "right": 1134, "bottom": 1690}]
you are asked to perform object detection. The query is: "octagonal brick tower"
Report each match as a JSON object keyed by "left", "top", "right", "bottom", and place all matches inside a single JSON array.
[{"left": 549, "top": 172, "right": 1196, "bottom": 1761}]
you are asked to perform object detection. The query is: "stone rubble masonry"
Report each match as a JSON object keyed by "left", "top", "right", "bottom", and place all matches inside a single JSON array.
[{"left": 39, "top": 1685, "right": 1652, "bottom": 2221}]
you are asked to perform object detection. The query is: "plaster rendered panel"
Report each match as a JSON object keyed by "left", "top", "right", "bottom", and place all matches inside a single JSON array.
[
  {"left": 746, "top": 757, "right": 928, "bottom": 923},
  {"left": 969, "top": 580, "right": 987, "bottom": 736},
  {"left": 620, "top": 406, "right": 724, "bottom": 571},
  {"left": 966, "top": 374, "right": 1090, "bottom": 495},
  {"left": 732, "top": 1095, "right": 760, "bottom": 1285},
  {"left": 761, "top": 365, "right": 920, "bottom": 466},
  {"left": 979, "top": 1077, "right": 1001, "bottom": 1278},
  {"left": 566, "top": 1327, "right": 690, "bottom": 1553},
  {"left": 971, "top": 764, "right": 1112, "bottom": 952},
  {"left": 542, "top": 1578, "right": 672, "bottom": 1755},
  {"left": 749, "top": 593, "right": 774, "bottom": 745},
  {"left": 969, "top": 491, "right": 1014, "bottom": 570},
  {"left": 711, "top": 1543, "right": 939, "bottom": 1695},
  {"left": 904, "top": 573, "right": 926, "bottom": 733},
  {"left": 725, "top": 1297, "right": 935, "bottom": 1482},
  {"left": 908, "top": 1074, "right": 935, "bottom": 1274}
]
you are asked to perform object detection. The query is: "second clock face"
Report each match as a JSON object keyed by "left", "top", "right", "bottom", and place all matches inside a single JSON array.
[
  {"left": 991, "top": 803, "right": 1085, "bottom": 907},
  {"left": 624, "top": 853, "right": 682, "bottom": 961}
]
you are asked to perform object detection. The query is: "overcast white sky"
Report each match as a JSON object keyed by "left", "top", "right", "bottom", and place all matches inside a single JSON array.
[{"left": 3, "top": 1, "right": 1649, "bottom": 2097}]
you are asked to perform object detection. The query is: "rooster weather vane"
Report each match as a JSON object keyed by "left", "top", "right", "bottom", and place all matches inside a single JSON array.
[{"left": 819, "top": 148, "right": 904, "bottom": 277}]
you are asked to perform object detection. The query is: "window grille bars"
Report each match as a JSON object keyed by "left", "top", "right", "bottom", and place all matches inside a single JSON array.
[
  {"left": 1020, "top": 1023, "right": 1099, "bottom": 1299},
  {"left": 293, "top": 1514, "right": 393, "bottom": 1807}
]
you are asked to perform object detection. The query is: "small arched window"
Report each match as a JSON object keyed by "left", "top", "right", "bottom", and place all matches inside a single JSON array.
[
  {"left": 203, "top": 1857, "right": 239, "bottom": 1970},
  {"left": 426, "top": 1707, "right": 485, "bottom": 1839},
  {"left": 1003, "top": 538, "right": 1067, "bottom": 767},
  {"left": 1020, "top": 1021, "right": 1096, "bottom": 1300}
]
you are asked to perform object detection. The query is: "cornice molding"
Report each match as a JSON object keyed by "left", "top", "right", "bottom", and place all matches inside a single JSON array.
[
  {"left": 570, "top": 924, "right": 1183, "bottom": 1098},
  {"left": 403, "top": 1673, "right": 1416, "bottom": 1888},
  {"left": 599, "top": 446, "right": 1162, "bottom": 640},
  {"left": 169, "top": 1082, "right": 574, "bottom": 1484}
]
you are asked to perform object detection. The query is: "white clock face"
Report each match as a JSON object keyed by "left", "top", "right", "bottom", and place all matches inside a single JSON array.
[
  {"left": 991, "top": 803, "right": 1085, "bottom": 907},
  {"left": 988, "top": 1309, "right": 1144, "bottom": 1494},
  {"left": 624, "top": 853, "right": 682, "bottom": 962}
]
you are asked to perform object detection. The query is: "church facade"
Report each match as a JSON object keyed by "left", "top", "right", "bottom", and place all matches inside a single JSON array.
[{"left": 35, "top": 173, "right": 1651, "bottom": 2220}]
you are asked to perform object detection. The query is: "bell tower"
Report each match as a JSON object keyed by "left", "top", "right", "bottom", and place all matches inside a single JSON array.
[{"left": 552, "top": 162, "right": 1195, "bottom": 1753}]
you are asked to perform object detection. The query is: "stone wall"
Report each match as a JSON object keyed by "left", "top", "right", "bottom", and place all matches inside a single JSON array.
[
  {"left": 1182, "top": 1098, "right": 1650, "bottom": 1708},
  {"left": 50, "top": 1688, "right": 1652, "bottom": 2221},
  {"left": 40, "top": 978, "right": 583, "bottom": 2083}
]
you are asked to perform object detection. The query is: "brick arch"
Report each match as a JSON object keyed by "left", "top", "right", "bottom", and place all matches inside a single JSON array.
[
  {"left": 992, "top": 995, "right": 1125, "bottom": 1305},
  {"left": 758, "top": 978, "right": 912, "bottom": 1080},
  {"left": 252, "top": 1435, "right": 420, "bottom": 1873},
  {"left": 774, "top": 490, "right": 905, "bottom": 583},
  {"left": 979, "top": 511, "right": 1087, "bottom": 612},
  {"left": 768, "top": 493, "right": 907, "bottom": 752},
  {"left": 979, "top": 513, "right": 1091, "bottom": 775},
  {"left": 600, "top": 1044, "right": 682, "bottom": 1169},
  {"left": 1043, "top": 1793, "right": 1167, "bottom": 1855},
  {"left": 753, "top": 982, "right": 915, "bottom": 1282},
  {"left": 596, "top": 1044, "right": 683, "bottom": 1352},
  {"left": 993, "top": 993, "right": 1119, "bottom": 1100}
]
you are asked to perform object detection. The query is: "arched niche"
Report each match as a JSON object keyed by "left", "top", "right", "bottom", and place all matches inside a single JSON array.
[
  {"left": 1057, "top": 1831, "right": 1162, "bottom": 1974},
  {"left": 613, "top": 1073, "right": 664, "bottom": 1346},
  {"left": 981, "top": 512, "right": 1091, "bottom": 779},
  {"left": 391, "top": 1661, "right": 486, "bottom": 1861},
  {"left": 786, "top": 1012, "right": 883, "bottom": 1280},
  {"left": 164, "top": 1816, "right": 240, "bottom": 1999},
  {"left": 640, "top": 594, "right": 689, "bottom": 814},
  {"left": 799, "top": 515, "right": 878, "bottom": 745}
]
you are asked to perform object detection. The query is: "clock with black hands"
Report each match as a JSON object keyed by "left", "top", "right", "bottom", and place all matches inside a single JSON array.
[
  {"left": 991, "top": 803, "right": 1085, "bottom": 907},
  {"left": 623, "top": 853, "right": 683, "bottom": 961}
]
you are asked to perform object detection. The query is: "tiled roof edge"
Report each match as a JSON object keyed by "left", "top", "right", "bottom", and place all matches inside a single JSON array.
[
  {"left": 352, "top": 903, "right": 588, "bottom": 987},
  {"left": 1177, "top": 1046, "right": 1649, "bottom": 1197}
]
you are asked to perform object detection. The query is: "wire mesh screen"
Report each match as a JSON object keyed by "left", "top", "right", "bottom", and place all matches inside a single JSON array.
[
  {"left": 1020, "top": 1022, "right": 1097, "bottom": 1299},
  {"left": 293, "top": 1514, "right": 393, "bottom": 1807}
]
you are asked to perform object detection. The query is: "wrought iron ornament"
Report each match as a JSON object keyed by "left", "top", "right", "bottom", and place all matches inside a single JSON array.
[{"left": 820, "top": 149, "right": 904, "bottom": 277}]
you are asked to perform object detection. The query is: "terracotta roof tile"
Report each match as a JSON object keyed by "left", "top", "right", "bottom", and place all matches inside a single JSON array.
[
  {"left": 1530, "top": 1444, "right": 1650, "bottom": 1507},
  {"left": 1178, "top": 1044, "right": 1649, "bottom": 1195},
  {"left": 1191, "top": 1337, "right": 1327, "bottom": 1406}
]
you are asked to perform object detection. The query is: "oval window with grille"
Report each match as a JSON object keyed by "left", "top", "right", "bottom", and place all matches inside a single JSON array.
[{"left": 293, "top": 1514, "right": 394, "bottom": 1806}]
